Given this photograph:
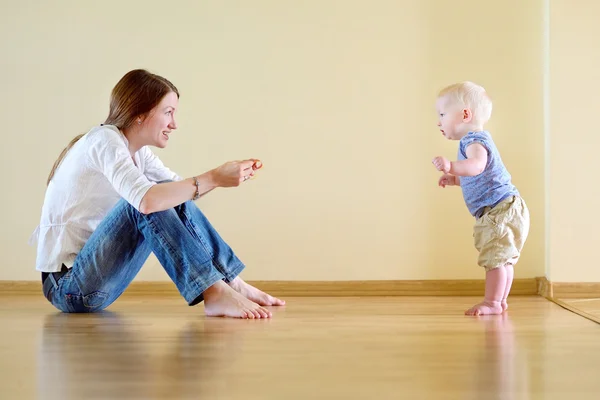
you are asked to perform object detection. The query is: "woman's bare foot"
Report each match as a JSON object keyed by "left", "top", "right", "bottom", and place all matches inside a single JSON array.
[
  {"left": 229, "top": 277, "right": 286, "bottom": 306},
  {"left": 203, "top": 280, "right": 272, "bottom": 319},
  {"left": 465, "top": 300, "right": 503, "bottom": 316}
]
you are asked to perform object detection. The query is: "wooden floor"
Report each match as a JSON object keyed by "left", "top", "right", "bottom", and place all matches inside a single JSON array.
[
  {"left": 1, "top": 295, "right": 599, "bottom": 400},
  {"left": 557, "top": 298, "right": 600, "bottom": 323}
]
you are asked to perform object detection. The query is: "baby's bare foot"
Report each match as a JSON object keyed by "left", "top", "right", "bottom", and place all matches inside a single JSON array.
[
  {"left": 229, "top": 277, "right": 285, "bottom": 306},
  {"left": 465, "top": 300, "right": 503, "bottom": 316},
  {"left": 203, "top": 280, "right": 272, "bottom": 319}
]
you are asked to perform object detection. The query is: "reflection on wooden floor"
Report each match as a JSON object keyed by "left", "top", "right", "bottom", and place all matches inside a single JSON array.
[{"left": 0, "top": 295, "right": 599, "bottom": 399}]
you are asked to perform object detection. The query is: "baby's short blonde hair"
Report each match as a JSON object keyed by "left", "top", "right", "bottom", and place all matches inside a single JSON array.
[{"left": 438, "top": 81, "right": 492, "bottom": 125}]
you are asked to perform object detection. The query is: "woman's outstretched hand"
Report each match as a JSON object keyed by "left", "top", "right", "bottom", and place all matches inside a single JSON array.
[{"left": 211, "top": 159, "right": 263, "bottom": 187}]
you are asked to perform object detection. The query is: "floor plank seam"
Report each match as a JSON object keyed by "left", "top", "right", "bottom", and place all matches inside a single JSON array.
[{"left": 542, "top": 295, "right": 600, "bottom": 325}]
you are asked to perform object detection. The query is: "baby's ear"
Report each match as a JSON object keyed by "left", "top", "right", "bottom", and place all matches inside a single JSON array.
[{"left": 462, "top": 108, "right": 473, "bottom": 122}]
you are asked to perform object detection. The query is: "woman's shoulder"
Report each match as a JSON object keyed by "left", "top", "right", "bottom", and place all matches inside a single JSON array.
[{"left": 85, "top": 124, "right": 125, "bottom": 145}]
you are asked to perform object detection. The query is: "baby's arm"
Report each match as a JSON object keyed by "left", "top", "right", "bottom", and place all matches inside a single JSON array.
[
  {"left": 438, "top": 174, "right": 460, "bottom": 187},
  {"left": 449, "top": 143, "right": 487, "bottom": 177}
]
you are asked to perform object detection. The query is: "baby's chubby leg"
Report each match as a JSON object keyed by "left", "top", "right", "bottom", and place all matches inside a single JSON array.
[
  {"left": 465, "top": 266, "right": 506, "bottom": 316},
  {"left": 501, "top": 263, "right": 514, "bottom": 311}
]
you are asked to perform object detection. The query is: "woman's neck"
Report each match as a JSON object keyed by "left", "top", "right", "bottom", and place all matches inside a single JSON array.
[{"left": 122, "top": 127, "right": 145, "bottom": 157}]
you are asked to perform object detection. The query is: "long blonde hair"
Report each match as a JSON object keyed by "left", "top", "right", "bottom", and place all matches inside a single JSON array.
[{"left": 47, "top": 69, "right": 179, "bottom": 185}]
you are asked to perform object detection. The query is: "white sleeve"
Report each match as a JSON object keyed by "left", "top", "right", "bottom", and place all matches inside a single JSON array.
[
  {"left": 141, "top": 146, "right": 183, "bottom": 183},
  {"left": 86, "top": 130, "right": 155, "bottom": 211}
]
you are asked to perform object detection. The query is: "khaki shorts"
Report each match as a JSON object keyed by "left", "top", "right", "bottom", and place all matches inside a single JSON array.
[{"left": 473, "top": 195, "right": 530, "bottom": 272}]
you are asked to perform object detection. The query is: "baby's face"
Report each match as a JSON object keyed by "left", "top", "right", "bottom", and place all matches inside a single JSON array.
[{"left": 435, "top": 96, "right": 464, "bottom": 140}]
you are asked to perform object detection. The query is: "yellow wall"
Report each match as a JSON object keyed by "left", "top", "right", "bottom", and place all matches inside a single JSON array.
[
  {"left": 0, "top": 1, "right": 545, "bottom": 281},
  {"left": 548, "top": 0, "right": 600, "bottom": 282}
]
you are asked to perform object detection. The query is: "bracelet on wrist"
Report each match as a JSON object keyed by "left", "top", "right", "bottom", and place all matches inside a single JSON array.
[{"left": 192, "top": 176, "right": 200, "bottom": 200}]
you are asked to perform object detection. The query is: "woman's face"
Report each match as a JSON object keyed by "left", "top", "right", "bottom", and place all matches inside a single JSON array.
[{"left": 140, "top": 91, "right": 179, "bottom": 148}]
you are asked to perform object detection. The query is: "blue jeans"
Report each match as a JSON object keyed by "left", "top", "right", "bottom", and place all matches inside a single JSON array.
[{"left": 42, "top": 199, "right": 245, "bottom": 313}]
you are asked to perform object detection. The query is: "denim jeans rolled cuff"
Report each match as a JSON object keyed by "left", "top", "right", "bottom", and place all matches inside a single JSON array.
[
  {"left": 185, "top": 264, "right": 226, "bottom": 306},
  {"left": 175, "top": 200, "right": 247, "bottom": 283},
  {"left": 212, "top": 260, "right": 245, "bottom": 283},
  {"left": 186, "top": 261, "right": 245, "bottom": 306}
]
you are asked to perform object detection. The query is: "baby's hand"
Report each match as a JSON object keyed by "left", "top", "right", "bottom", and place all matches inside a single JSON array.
[
  {"left": 432, "top": 156, "right": 451, "bottom": 174},
  {"left": 438, "top": 174, "right": 456, "bottom": 188}
]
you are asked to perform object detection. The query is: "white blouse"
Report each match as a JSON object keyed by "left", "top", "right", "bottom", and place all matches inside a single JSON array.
[{"left": 29, "top": 125, "right": 181, "bottom": 272}]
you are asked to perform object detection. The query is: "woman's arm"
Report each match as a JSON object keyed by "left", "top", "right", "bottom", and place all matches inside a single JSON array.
[{"left": 139, "top": 159, "right": 260, "bottom": 214}]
